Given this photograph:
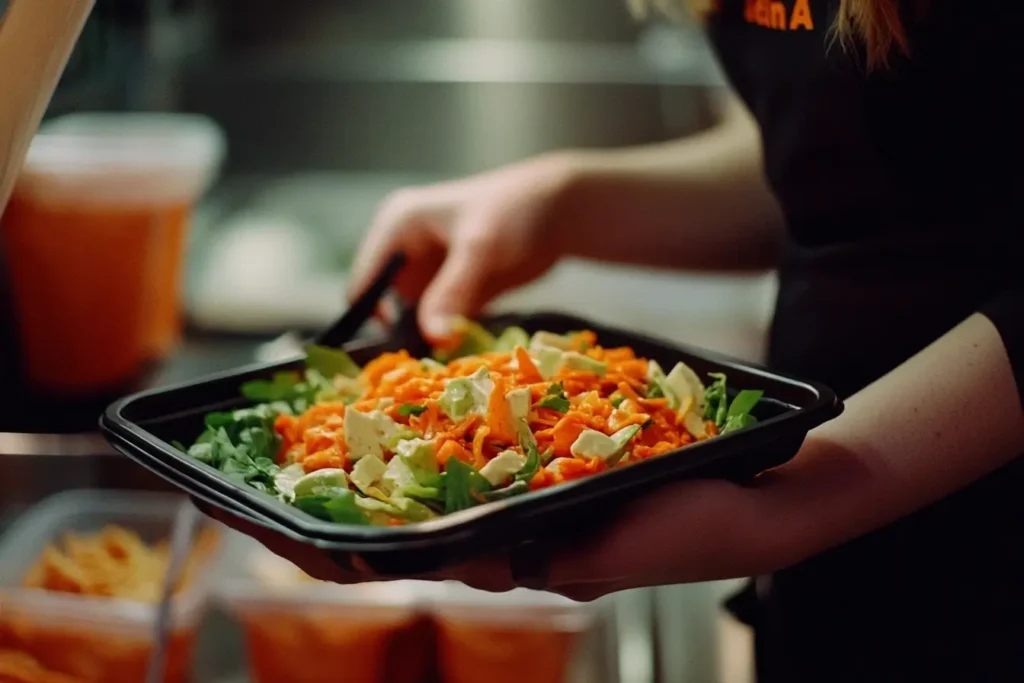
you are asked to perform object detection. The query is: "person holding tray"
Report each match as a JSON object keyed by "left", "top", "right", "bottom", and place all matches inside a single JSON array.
[{"left": 223, "top": 0, "right": 1024, "bottom": 680}]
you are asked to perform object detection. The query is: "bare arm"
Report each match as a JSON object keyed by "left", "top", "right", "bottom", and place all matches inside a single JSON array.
[
  {"left": 534, "top": 313, "right": 1024, "bottom": 595},
  {"left": 348, "top": 88, "right": 783, "bottom": 331},
  {"left": 551, "top": 89, "right": 785, "bottom": 272},
  {"left": 763, "top": 313, "right": 1024, "bottom": 565}
]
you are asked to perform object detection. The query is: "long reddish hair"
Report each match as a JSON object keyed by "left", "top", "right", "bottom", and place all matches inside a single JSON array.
[{"left": 629, "top": 0, "right": 912, "bottom": 68}]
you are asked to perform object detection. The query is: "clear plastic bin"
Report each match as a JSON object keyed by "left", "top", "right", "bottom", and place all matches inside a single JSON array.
[
  {"left": 428, "top": 582, "right": 597, "bottom": 683},
  {"left": 217, "top": 535, "right": 433, "bottom": 683},
  {"left": 216, "top": 535, "right": 603, "bottom": 683},
  {"left": 0, "top": 113, "right": 225, "bottom": 395},
  {"left": 0, "top": 490, "right": 223, "bottom": 683}
]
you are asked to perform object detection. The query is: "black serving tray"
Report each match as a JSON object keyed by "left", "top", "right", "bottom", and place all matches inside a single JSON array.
[{"left": 101, "top": 311, "right": 843, "bottom": 576}]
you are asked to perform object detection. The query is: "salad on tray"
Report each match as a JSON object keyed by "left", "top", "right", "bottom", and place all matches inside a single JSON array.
[{"left": 180, "top": 321, "right": 764, "bottom": 527}]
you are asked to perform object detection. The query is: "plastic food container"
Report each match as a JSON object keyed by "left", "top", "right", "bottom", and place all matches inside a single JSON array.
[
  {"left": 102, "top": 310, "right": 843, "bottom": 576},
  {"left": 216, "top": 535, "right": 600, "bottom": 683},
  {"left": 217, "top": 535, "right": 433, "bottom": 683},
  {"left": 428, "top": 582, "right": 596, "bottom": 683},
  {"left": 0, "top": 490, "right": 222, "bottom": 683},
  {"left": 0, "top": 113, "right": 225, "bottom": 395}
]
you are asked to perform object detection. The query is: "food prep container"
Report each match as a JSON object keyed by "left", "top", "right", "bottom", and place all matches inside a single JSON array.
[
  {"left": 428, "top": 582, "right": 597, "bottom": 683},
  {"left": 0, "top": 113, "right": 225, "bottom": 395},
  {"left": 0, "top": 490, "right": 222, "bottom": 683},
  {"left": 216, "top": 533, "right": 600, "bottom": 683},
  {"left": 217, "top": 534, "right": 434, "bottom": 683},
  {"left": 101, "top": 311, "right": 843, "bottom": 575}
]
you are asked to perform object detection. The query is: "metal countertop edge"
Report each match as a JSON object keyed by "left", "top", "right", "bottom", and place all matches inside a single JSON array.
[{"left": 0, "top": 432, "right": 115, "bottom": 456}]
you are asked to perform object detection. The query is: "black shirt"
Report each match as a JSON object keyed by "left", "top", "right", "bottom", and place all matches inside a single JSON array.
[{"left": 706, "top": 1, "right": 1024, "bottom": 680}]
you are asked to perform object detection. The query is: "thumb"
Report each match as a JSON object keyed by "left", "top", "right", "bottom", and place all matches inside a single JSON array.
[{"left": 418, "top": 231, "right": 495, "bottom": 340}]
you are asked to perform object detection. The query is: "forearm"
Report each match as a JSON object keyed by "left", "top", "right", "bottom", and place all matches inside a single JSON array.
[
  {"left": 766, "top": 313, "right": 1024, "bottom": 567},
  {"left": 550, "top": 90, "right": 784, "bottom": 272},
  {"left": 0, "top": 0, "right": 94, "bottom": 210}
]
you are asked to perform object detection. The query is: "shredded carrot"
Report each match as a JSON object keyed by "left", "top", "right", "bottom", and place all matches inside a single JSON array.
[
  {"left": 612, "top": 358, "right": 648, "bottom": 379},
  {"left": 302, "top": 426, "right": 337, "bottom": 454},
  {"left": 602, "top": 347, "right": 637, "bottom": 362},
  {"left": 302, "top": 447, "right": 345, "bottom": 473},
  {"left": 570, "top": 330, "right": 597, "bottom": 352},
  {"left": 438, "top": 439, "right": 472, "bottom": 464},
  {"left": 612, "top": 412, "right": 650, "bottom": 430},
  {"left": 270, "top": 327, "right": 747, "bottom": 498},
  {"left": 410, "top": 401, "right": 443, "bottom": 437},
  {"left": 617, "top": 381, "right": 644, "bottom": 405},
  {"left": 472, "top": 426, "right": 491, "bottom": 469},
  {"left": 515, "top": 346, "right": 543, "bottom": 383},
  {"left": 532, "top": 407, "right": 564, "bottom": 426},
  {"left": 437, "top": 415, "right": 480, "bottom": 442},
  {"left": 529, "top": 468, "right": 555, "bottom": 491},
  {"left": 640, "top": 397, "right": 670, "bottom": 410},
  {"left": 486, "top": 375, "right": 517, "bottom": 443},
  {"left": 551, "top": 415, "right": 587, "bottom": 457},
  {"left": 361, "top": 350, "right": 412, "bottom": 387},
  {"left": 274, "top": 414, "right": 301, "bottom": 447},
  {"left": 551, "top": 457, "right": 606, "bottom": 482},
  {"left": 351, "top": 398, "right": 378, "bottom": 412}
]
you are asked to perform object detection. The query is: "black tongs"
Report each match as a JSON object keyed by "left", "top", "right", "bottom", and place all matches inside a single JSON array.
[{"left": 316, "top": 253, "right": 406, "bottom": 349}]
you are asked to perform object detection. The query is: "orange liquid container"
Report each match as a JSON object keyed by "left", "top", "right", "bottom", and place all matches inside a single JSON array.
[
  {"left": 143, "top": 202, "right": 192, "bottom": 357},
  {"left": 0, "top": 618, "right": 195, "bottom": 683},
  {"left": 240, "top": 611, "right": 424, "bottom": 683},
  {"left": 1, "top": 195, "right": 192, "bottom": 393},
  {"left": 436, "top": 620, "right": 578, "bottom": 683},
  {"left": 429, "top": 584, "right": 595, "bottom": 683},
  {"left": 221, "top": 542, "right": 431, "bottom": 683},
  {"left": 1, "top": 113, "right": 224, "bottom": 396}
]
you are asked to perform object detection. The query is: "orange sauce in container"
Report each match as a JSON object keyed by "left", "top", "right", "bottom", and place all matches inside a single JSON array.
[
  {"left": 0, "top": 113, "right": 224, "bottom": 396},
  {"left": 429, "top": 585, "right": 594, "bottom": 683},
  {"left": 145, "top": 203, "right": 192, "bottom": 357},
  {"left": 436, "top": 620, "right": 579, "bottom": 683},
  {"left": 0, "top": 618, "right": 195, "bottom": 683},
  {"left": 240, "top": 611, "right": 424, "bottom": 683},
  {"left": 222, "top": 550, "right": 432, "bottom": 683}
]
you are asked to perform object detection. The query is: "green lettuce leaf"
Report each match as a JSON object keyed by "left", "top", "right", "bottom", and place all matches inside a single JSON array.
[
  {"left": 294, "top": 488, "right": 370, "bottom": 525},
  {"left": 305, "top": 344, "right": 362, "bottom": 379},
  {"left": 444, "top": 458, "right": 492, "bottom": 513}
]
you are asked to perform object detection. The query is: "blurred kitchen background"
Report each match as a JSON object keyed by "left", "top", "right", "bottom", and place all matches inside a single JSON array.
[{"left": 0, "top": 1, "right": 777, "bottom": 681}]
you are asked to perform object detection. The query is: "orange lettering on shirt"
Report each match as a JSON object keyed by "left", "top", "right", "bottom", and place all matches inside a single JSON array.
[
  {"left": 741, "top": 0, "right": 815, "bottom": 32},
  {"left": 744, "top": 0, "right": 757, "bottom": 22},
  {"left": 789, "top": 0, "right": 814, "bottom": 30}
]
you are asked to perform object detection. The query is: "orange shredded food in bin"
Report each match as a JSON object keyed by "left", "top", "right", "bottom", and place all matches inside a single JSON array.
[
  {"left": 0, "top": 525, "right": 219, "bottom": 683},
  {"left": 0, "top": 649, "right": 87, "bottom": 683},
  {"left": 22, "top": 525, "right": 219, "bottom": 600},
  {"left": 184, "top": 320, "right": 764, "bottom": 527}
]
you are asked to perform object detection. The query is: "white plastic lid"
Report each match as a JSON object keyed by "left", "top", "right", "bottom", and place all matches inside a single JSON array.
[
  {"left": 427, "top": 581, "right": 595, "bottom": 630},
  {"left": 16, "top": 112, "right": 226, "bottom": 207},
  {"left": 215, "top": 534, "right": 426, "bottom": 613}
]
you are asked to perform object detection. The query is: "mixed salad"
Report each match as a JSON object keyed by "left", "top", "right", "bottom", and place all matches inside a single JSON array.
[{"left": 180, "top": 321, "right": 764, "bottom": 527}]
